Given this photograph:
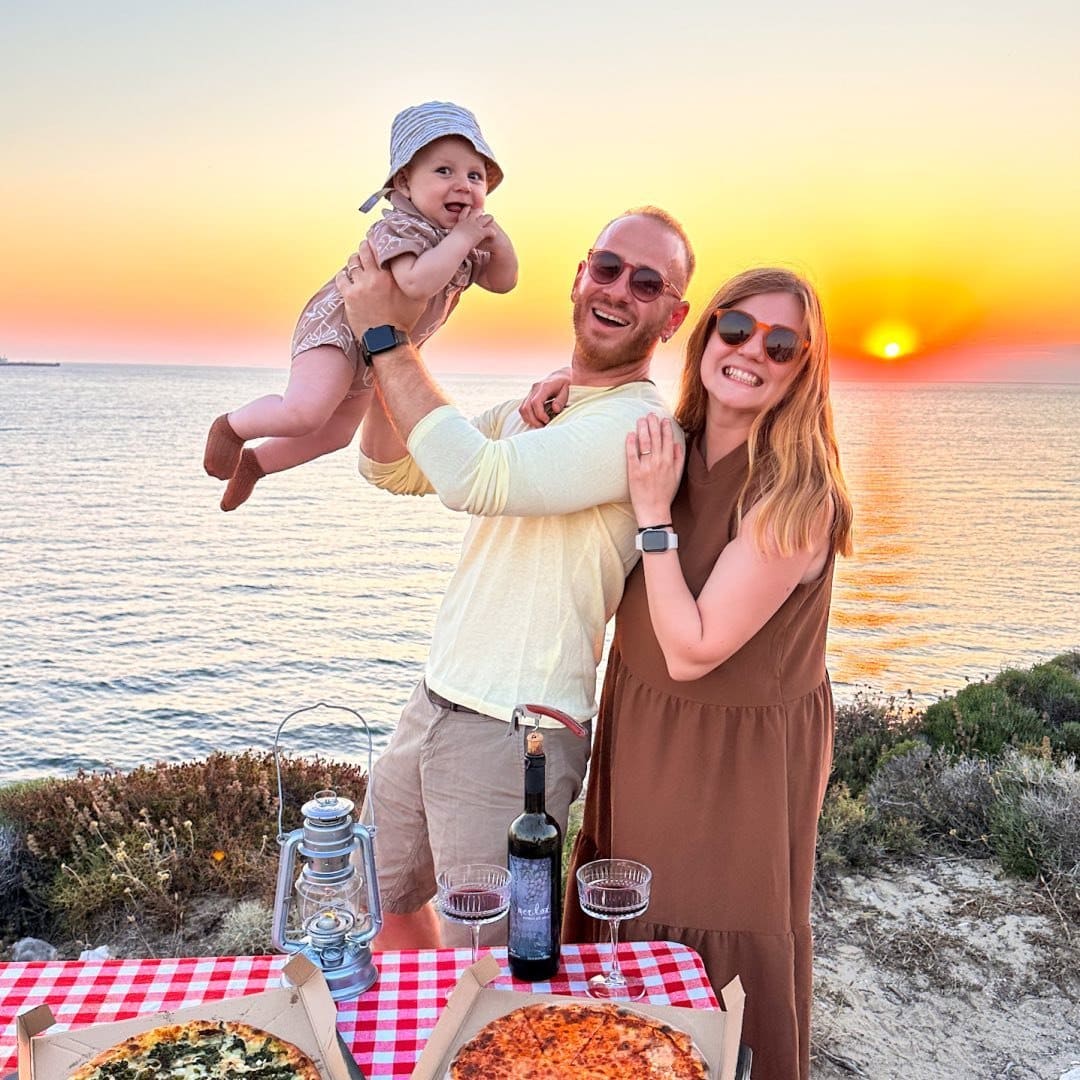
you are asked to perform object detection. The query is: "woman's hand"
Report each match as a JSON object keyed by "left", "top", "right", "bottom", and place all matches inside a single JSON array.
[
  {"left": 519, "top": 367, "right": 572, "bottom": 428},
  {"left": 627, "top": 413, "right": 683, "bottom": 525}
]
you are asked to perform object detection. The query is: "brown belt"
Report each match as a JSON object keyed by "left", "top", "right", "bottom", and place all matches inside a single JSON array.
[{"left": 425, "top": 683, "right": 481, "bottom": 715}]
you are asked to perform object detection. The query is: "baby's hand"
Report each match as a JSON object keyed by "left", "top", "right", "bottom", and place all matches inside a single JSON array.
[
  {"left": 519, "top": 367, "right": 571, "bottom": 428},
  {"left": 452, "top": 206, "right": 497, "bottom": 248}
]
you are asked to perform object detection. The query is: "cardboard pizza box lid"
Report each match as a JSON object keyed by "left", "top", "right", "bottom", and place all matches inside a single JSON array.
[
  {"left": 411, "top": 954, "right": 745, "bottom": 1080},
  {"left": 15, "top": 955, "right": 354, "bottom": 1080}
]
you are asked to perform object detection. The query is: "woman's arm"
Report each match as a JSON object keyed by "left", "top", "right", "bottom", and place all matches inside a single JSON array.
[{"left": 629, "top": 414, "right": 832, "bottom": 681}]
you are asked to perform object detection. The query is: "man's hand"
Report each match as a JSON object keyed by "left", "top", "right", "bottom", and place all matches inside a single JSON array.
[{"left": 335, "top": 240, "right": 427, "bottom": 337}]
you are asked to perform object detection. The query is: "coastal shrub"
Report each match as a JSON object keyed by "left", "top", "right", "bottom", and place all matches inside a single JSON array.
[
  {"left": 0, "top": 752, "right": 369, "bottom": 945},
  {"left": 210, "top": 899, "right": 274, "bottom": 956},
  {"left": 830, "top": 692, "right": 924, "bottom": 796},
  {"left": 990, "top": 749, "right": 1080, "bottom": 889},
  {"left": 921, "top": 681, "right": 1046, "bottom": 759},
  {"left": 994, "top": 660, "right": 1080, "bottom": 730},
  {"left": 867, "top": 745, "right": 994, "bottom": 851},
  {"left": 921, "top": 657, "right": 1080, "bottom": 761},
  {"left": 1047, "top": 650, "right": 1080, "bottom": 678},
  {"left": 816, "top": 784, "right": 878, "bottom": 883}
]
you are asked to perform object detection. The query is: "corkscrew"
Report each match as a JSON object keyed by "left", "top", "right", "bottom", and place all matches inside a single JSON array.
[{"left": 509, "top": 703, "right": 588, "bottom": 740}]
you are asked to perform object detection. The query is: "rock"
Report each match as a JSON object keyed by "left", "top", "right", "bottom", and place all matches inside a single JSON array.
[
  {"left": 1059, "top": 1069, "right": 1080, "bottom": 1080},
  {"left": 78, "top": 945, "right": 111, "bottom": 961},
  {"left": 12, "top": 937, "right": 58, "bottom": 962}
]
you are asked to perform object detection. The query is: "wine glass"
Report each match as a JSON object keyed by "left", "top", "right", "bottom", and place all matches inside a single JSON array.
[
  {"left": 576, "top": 858, "right": 652, "bottom": 1000},
  {"left": 436, "top": 863, "right": 512, "bottom": 970}
]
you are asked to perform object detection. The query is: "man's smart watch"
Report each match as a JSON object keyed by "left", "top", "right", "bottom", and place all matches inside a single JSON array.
[
  {"left": 360, "top": 324, "right": 409, "bottom": 365},
  {"left": 635, "top": 528, "right": 679, "bottom": 553}
]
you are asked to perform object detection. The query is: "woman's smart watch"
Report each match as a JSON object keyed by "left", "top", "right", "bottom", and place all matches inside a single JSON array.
[{"left": 635, "top": 528, "right": 679, "bottom": 553}]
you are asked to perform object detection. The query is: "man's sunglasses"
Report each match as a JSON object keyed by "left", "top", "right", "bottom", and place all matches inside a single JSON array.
[
  {"left": 586, "top": 249, "right": 683, "bottom": 303},
  {"left": 713, "top": 308, "right": 806, "bottom": 364}
]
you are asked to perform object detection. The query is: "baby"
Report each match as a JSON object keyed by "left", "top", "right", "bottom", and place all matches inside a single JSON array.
[{"left": 203, "top": 101, "right": 517, "bottom": 510}]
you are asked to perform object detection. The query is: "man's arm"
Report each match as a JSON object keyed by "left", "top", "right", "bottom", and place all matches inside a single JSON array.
[
  {"left": 335, "top": 246, "right": 676, "bottom": 518},
  {"left": 336, "top": 243, "right": 450, "bottom": 445}
]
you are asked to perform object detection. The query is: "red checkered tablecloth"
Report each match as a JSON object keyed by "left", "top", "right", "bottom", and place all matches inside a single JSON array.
[{"left": 0, "top": 941, "right": 718, "bottom": 1078}]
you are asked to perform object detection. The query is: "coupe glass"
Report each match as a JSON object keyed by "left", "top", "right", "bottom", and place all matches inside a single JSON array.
[
  {"left": 576, "top": 858, "right": 652, "bottom": 1000},
  {"left": 436, "top": 863, "right": 512, "bottom": 969}
]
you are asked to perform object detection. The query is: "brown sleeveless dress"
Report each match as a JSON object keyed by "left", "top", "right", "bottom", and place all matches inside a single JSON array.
[{"left": 564, "top": 438, "right": 836, "bottom": 1080}]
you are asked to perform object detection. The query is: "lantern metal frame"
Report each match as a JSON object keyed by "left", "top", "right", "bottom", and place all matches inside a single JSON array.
[{"left": 271, "top": 702, "right": 383, "bottom": 1001}]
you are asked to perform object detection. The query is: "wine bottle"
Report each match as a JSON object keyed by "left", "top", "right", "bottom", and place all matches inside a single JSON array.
[{"left": 507, "top": 730, "right": 561, "bottom": 980}]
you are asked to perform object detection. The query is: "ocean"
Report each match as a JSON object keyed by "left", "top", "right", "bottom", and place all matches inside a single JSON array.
[{"left": 1, "top": 363, "right": 1077, "bottom": 784}]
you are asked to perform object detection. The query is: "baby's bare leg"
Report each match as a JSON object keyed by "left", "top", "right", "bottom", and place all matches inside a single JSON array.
[
  {"left": 252, "top": 392, "right": 371, "bottom": 475},
  {"left": 220, "top": 393, "right": 371, "bottom": 512},
  {"left": 228, "top": 346, "right": 355, "bottom": 440}
]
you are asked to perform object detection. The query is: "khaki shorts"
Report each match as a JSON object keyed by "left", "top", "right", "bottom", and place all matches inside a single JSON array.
[{"left": 364, "top": 679, "right": 591, "bottom": 946}]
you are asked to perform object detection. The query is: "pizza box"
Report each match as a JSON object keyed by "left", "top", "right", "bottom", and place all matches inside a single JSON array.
[
  {"left": 410, "top": 954, "right": 745, "bottom": 1080},
  {"left": 15, "top": 955, "right": 359, "bottom": 1080}
]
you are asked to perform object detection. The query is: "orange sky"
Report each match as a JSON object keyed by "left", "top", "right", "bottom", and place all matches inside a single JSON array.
[{"left": 3, "top": 4, "right": 1079, "bottom": 382}]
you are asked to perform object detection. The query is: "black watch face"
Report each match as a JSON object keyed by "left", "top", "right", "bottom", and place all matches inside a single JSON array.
[
  {"left": 641, "top": 530, "right": 670, "bottom": 552},
  {"left": 364, "top": 325, "right": 400, "bottom": 352}
]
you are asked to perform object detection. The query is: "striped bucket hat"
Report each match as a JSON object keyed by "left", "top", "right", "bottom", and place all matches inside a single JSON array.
[{"left": 359, "top": 101, "right": 504, "bottom": 213}]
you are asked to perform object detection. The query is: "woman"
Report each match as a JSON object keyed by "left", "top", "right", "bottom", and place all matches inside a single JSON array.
[{"left": 562, "top": 268, "right": 853, "bottom": 1080}]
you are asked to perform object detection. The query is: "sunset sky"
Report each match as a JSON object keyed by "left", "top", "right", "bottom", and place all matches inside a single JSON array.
[{"left": 3, "top": 1, "right": 1079, "bottom": 382}]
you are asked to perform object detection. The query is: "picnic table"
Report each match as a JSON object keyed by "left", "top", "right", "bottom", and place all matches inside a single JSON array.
[{"left": 0, "top": 941, "right": 748, "bottom": 1078}]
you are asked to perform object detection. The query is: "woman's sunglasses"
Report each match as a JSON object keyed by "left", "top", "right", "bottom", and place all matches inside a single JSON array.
[
  {"left": 586, "top": 249, "right": 683, "bottom": 303},
  {"left": 713, "top": 308, "right": 806, "bottom": 364}
]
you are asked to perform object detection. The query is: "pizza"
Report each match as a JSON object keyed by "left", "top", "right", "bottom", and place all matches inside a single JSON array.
[
  {"left": 67, "top": 1018, "right": 322, "bottom": 1079},
  {"left": 449, "top": 1001, "right": 709, "bottom": 1079}
]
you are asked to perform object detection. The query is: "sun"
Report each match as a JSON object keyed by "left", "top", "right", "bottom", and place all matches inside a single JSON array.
[{"left": 863, "top": 321, "right": 919, "bottom": 362}]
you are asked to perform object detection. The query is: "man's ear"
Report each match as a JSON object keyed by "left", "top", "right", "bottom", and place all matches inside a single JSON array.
[
  {"left": 664, "top": 300, "right": 691, "bottom": 341},
  {"left": 570, "top": 260, "right": 586, "bottom": 302}
]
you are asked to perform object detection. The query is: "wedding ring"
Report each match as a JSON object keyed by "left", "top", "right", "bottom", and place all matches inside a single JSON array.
[
  {"left": 640, "top": 450, "right": 652, "bottom": 456},
  {"left": 343, "top": 266, "right": 354, "bottom": 282}
]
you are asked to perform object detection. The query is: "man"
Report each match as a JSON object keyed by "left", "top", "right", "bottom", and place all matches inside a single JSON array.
[{"left": 335, "top": 208, "right": 693, "bottom": 949}]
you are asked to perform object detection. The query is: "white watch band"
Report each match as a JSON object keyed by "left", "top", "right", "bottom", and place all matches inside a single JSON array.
[{"left": 635, "top": 528, "right": 679, "bottom": 552}]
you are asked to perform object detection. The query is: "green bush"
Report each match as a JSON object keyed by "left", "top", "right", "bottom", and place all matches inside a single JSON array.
[
  {"left": 0, "top": 752, "right": 369, "bottom": 945},
  {"left": 994, "top": 660, "right": 1080, "bottom": 730},
  {"left": 816, "top": 784, "right": 879, "bottom": 883},
  {"left": 921, "top": 657, "right": 1080, "bottom": 761},
  {"left": 831, "top": 692, "right": 924, "bottom": 796},
  {"left": 1047, "top": 650, "right": 1080, "bottom": 678},
  {"left": 990, "top": 748, "right": 1080, "bottom": 889},
  {"left": 921, "top": 681, "right": 1046, "bottom": 758}
]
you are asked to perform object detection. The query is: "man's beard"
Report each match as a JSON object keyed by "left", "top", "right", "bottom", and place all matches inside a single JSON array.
[{"left": 572, "top": 296, "right": 661, "bottom": 371}]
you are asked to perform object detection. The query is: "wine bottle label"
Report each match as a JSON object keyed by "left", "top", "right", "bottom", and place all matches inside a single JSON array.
[{"left": 508, "top": 855, "right": 554, "bottom": 958}]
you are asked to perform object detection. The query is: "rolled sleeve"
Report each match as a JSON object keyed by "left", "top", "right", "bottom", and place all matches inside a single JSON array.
[{"left": 357, "top": 445, "right": 435, "bottom": 496}]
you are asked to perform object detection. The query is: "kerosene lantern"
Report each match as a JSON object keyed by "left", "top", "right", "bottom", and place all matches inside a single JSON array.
[{"left": 270, "top": 704, "right": 382, "bottom": 1001}]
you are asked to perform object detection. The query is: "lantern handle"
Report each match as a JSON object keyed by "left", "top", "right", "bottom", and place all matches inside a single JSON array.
[{"left": 273, "top": 702, "right": 376, "bottom": 844}]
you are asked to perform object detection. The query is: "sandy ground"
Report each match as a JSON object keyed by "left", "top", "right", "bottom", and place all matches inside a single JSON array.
[{"left": 810, "top": 857, "right": 1080, "bottom": 1079}]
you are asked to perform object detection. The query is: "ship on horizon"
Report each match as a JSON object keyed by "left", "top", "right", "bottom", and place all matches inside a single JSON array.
[{"left": 0, "top": 356, "right": 61, "bottom": 367}]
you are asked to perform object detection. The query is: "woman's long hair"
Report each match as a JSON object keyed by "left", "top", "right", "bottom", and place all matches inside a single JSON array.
[{"left": 674, "top": 267, "right": 853, "bottom": 557}]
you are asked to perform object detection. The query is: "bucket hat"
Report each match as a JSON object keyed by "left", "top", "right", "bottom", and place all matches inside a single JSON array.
[{"left": 359, "top": 101, "right": 504, "bottom": 213}]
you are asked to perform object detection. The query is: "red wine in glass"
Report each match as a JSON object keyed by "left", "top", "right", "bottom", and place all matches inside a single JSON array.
[
  {"left": 576, "top": 859, "right": 652, "bottom": 1000},
  {"left": 436, "top": 864, "right": 512, "bottom": 970}
]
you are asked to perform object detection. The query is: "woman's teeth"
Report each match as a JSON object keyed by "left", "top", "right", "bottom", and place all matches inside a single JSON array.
[{"left": 723, "top": 366, "right": 762, "bottom": 387}]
